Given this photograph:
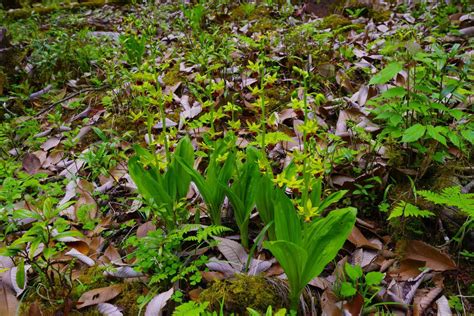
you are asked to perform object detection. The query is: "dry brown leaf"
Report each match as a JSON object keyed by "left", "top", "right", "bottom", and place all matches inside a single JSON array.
[
  {"left": 201, "top": 271, "right": 225, "bottom": 282},
  {"left": 66, "top": 241, "right": 90, "bottom": 255},
  {"left": 137, "top": 222, "right": 156, "bottom": 238},
  {"left": 189, "top": 288, "right": 203, "bottom": 301},
  {"left": 399, "top": 240, "right": 456, "bottom": 271},
  {"left": 436, "top": 295, "right": 452, "bottom": 316},
  {"left": 413, "top": 287, "right": 443, "bottom": 316},
  {"left": 144, "top": 288, "right": 174, "bottom": 316},
  {"left": 265, "top": 263, "right": 284, "bottom": 277},
  {"left": 320, "top": 289, "right": 343, "bottom": 316},
  {"left": 22, "top": 153, "right": 41, "bottom": 175},
  {"left": 97, "top": 303, "right": 123, "bottom": 316},
  {"left": 28, "top": 301, "right": 43, "bottom": 316},
  {"left": 40, "top": 137, "right": 61, "bottom": 151},
  {"left": 0, "top": 282, "right": 18, "bottom": 316},
  {"left": 389, "top": 259, "right": 425, "bottom": 281},
  {"left": 76, "top": 284, "right": 122, "bottom": 309},
  {"left": 65, "top": 248, "right": 95, "bottom": 267},
  {"left": 348, "top": 227, "right": 381, "bottom": 250},
  {"left": 343, "top": 293, "right": 364, "bottom": 316},
  {"left": 308, "top": 277, "right": 331, "bottom": 290},
  {"left": 104, "top": 245, "right": 123, "bottom": 265}
]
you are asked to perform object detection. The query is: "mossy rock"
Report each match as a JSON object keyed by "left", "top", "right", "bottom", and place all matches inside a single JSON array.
[
  {"left": 199, "top": 274, "right": 281, "bottom": 313},
  {"left": 319, "top": 14, "right": 352, "bottom": 30},
  {"left": 369, "top": 9, "right": 391, "bottom": 22}
]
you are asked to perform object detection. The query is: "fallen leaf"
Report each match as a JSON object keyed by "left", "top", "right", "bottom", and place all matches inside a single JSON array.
[
  {"left": 137, "top": 222, "right": 156, "bottom": 238},
  {"left": 389, "top": 259, "right": 425, "bottom": 281},
  {"left": 97, "top": 303, "right": 123, "bottom": 316},
  {"left": 436, "top": 295, "right": 452, "bottom": 316},
  {"left": 320, "top": 289, "right": 343, "bottom": 316},
  {"left": 398, "top": 240, "right": 456, "bottom": 271},
  {"left": 343, "top": 293, "right": 364, "bottom": 316},
  {"left": 22, "top": 153, "right": 41, "bottom": 175},
  {"left": 65, "top": 248, "right": 95, "bottom": 267},
  {"left": 413, "top": 287, "right": 443, "bottom": 316},
  {"left": 214, "top": 237, "right": 247, "bottom": 271},
  {"left": 104, "top": 245, "right": 123, "bottom": 265},
  {"left": 348, "top": 227, "right": 381, "bottom": 250},
  {"left": 200, "top": 271, "right": 225, "bottom": 282},
  {"left": 144, "top": 288, "right": 174, "bottom": 316},
  {"left": 40, "top": 137, "right": 61, "bottom": 151},
  {"left": 0, "top": 282, "right": 18, "bottom": 316},
  {"left": 188, "top": 288, "right": 202, "bottom": 301},
  {"left": 309, "top": 277, "right": 331, "bottom": 290},
  {"left": 76, "top": 285, "right": 122, "bottom": 309},
  {"left": 104, "top": 266, "right": 143, "bottom": 278},
  {"left": 66, "top": 241, "right": 90, "bottom": 255}
]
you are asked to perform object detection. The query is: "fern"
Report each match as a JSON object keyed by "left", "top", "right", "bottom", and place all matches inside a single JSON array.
[
  {"left": 418, "top": 186, "right": 474, "bottom": 217},
  {"left": 388, "top": 201, "right": 434, "bottom": 220},
  {"left": 185, "top": 225, "right": 231, "bottom": 243}
]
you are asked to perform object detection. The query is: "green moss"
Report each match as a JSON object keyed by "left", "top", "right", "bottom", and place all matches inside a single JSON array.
[
  {"left": 249, "top": 16, "right": 276, "bottom": 33},
  {"left": 319, "top": 14, "right": 352, "bottom": 30},
  {"left": 370, "top": 9, "right": 391, "bottom": 22},
  {"left": 199, "top": 274, "right": 280, "bottom": 313},
  {"left": 162, "top": 63, "right": 183, "bottom": 87},
  {"left": 112, "top": 282, "right": 145, "bottom": 316}
]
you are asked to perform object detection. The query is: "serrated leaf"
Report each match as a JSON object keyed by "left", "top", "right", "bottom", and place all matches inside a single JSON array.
[
  {"left": 426, "top": 125, "right": 447, "bottom": 146},
  {"left": 369, "top": 62, "right": 403, "bottom": 85},
  {"left": 401, "top": 124, "right": 426, "bottom": 143}
]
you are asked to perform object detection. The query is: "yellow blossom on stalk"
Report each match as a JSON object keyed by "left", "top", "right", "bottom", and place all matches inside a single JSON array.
[
  {"left": 286, "top": 176, "right": 304, "bottom": 190},
  {"left": 297, "top": 199, "right": 319, "bottom": 222},
  {"left": 216, "top": 152, "right": 229, "bottom": 164}
]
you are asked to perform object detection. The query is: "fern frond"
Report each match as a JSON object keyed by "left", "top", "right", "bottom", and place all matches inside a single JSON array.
[
  {"left": 185, "top": 225, "right": 231, "bottom": 242},
  {"left": 388, "top": 201, "right": 434, "bottom": 220},
  {"left": 418, "top": 186, "right": 474, "bottom": 217}
]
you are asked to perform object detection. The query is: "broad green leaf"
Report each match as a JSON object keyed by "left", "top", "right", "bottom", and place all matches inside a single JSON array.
[
  {"left": 318, "top": 190, "right": 348, "bottom": 212},
  {"left": 447, "top": 132, "right": 462, "bottom": 148},
  {"left": 369, "top": 62, "right": 403, "bottom": 85},
  {"left": 427, "top": 125, "right": 447, "bottom": 146},
  {"left": 255, "top": 174, "right": 280, "bottom": 241},
  {"left": 263, "top": 240, "right": 307, "bottom": 304},
  {"left": 401, "top": 124, "right": 426, "bottom": 143},
  {"left": 365, "top": 271, "right": 385, "bottom": 286},
  {"left": 379, "top": 87, "right": 407, "bottom": 98},
  {"left": 16, "top": 259, "right": 25, "bottom": 290},
  {"left": 461, "top": 129, "right": 474, "bottom": 145},
  {"left": 340, "top": 282, "right": 357, "bottom": 297},
  {"left": 274, "top": 191, "right": 301, "bottom": 245},
  {"left": 344, "top": 263, "right": 363, "bottom": 281},
  {"left": 302, "top": 207, "right": 356, "bottom": 286}
]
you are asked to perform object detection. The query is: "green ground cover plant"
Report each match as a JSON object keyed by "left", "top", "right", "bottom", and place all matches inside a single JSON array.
[{"left": 0, "top": 0, "right": 472, "bottom": 315}]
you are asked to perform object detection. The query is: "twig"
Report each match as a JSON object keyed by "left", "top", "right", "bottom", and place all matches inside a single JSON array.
[{"left": 34, "top": 85, "right": 109, "bottom": 117}]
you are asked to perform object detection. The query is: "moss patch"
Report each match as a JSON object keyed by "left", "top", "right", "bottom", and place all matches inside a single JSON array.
[
  {"left": 319, "top": 14, "right": 352, "bottom": 30},
  {"left": 199, "top": 274, "right": 280, "bottom": 313}
]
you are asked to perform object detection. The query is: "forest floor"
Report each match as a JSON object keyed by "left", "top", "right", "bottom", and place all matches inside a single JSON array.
[{"left": 0, "top": 0, "right": 473, "bottom": 315}]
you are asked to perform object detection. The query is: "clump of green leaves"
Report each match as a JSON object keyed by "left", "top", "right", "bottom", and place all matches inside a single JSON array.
[
  {"left": 263, "top": 188, "right": 356, "bottom": 311},
  {"left": 120, "top": 34, "right": 146, "bottom": 66},
  {"left": 177, "top": 134, "right": 236, "bottom": 225},
  {"left": 338, "top": 263, "right": 385, "bottom": 311},
  {"left": 223, "top": 147, "right": 261, "bottom": 249},
  {"left": 369, "top": 43, "right": 473, "bottom": 172},
  {"left": 0, "top": 198, "right": 81, "bottom": 299},
  {"left": 129, "top": 136, "right": 194, "bottom": 230},
  {"left": 126, "top": 224, "right": 228, "bottom": 287}
]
